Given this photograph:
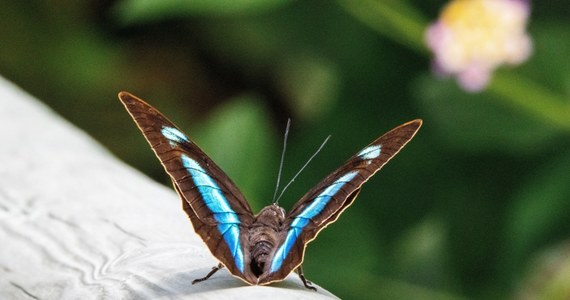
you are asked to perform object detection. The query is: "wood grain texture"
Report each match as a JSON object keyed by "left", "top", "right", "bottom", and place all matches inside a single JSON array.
[{"left": 0, "top": 77, "right": 337, "bottom": 299}]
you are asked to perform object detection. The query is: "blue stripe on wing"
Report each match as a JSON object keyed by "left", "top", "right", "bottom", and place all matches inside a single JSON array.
[
  {"left": 269, "top": 171, "right": 359, "bottom": 273},
  {"left": 181, "top": 154, "right": 245, "bottom": 273}
]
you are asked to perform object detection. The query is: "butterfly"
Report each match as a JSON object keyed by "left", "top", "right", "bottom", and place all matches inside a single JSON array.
[{"left": 118, "top": 91, "right": 422, "bottom": 290}]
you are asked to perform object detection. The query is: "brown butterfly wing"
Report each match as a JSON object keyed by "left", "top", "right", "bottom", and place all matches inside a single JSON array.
[
  {"left": 259, "top": 120, "right": 422, "bottom": 284},
  {"left": 119, "top": 92, "right": 255, "bottom": 281}
]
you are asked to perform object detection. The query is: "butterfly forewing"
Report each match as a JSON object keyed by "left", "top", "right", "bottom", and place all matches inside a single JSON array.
[
  {"left": 118, "top": 92, "right": 254, "bottom": 279},
  {"left": 260, "top": 120, "right": 422, "bottom": 284}
]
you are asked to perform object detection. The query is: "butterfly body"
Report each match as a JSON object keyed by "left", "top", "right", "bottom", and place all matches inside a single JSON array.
[{"left": 119, "top": 91, "right": 422, "bottom": 289}]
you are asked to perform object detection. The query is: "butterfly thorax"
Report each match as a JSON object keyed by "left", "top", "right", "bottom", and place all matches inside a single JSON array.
[{"left": 248, "top": 204, "right": 286, "bottom": 277}]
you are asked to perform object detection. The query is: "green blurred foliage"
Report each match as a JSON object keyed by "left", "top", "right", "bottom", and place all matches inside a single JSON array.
[
  {"left": 1, "top": 0, "right": 569, "bottom": 299},
  {"left": 113, "top": 0, "right": 293, "bottom": 23}
]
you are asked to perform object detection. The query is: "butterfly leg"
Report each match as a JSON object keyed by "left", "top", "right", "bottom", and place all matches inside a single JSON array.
[
  {"left": 296, "top": 265, "right": 317, "bottom": 291},
  {"left": 192, "top": 263, "right": 224, "bottom": 284}
]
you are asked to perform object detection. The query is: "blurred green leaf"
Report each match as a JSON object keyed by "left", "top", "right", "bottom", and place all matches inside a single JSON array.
[
  {"left": 516, "top": 242, "right": 570, "bottom": 300},
  {"left": 332, "top": 274, "right": 467, "bottom": 300},
  {"left": 413, "top": 74, "right": 562, "bottom": 155},
  {"left": 113, "top": 0, "right": 292, "bottom": 24},
  {"left": 393, "top": 216, "right": 450, "bottom": 289},
  {"left": 192, "top": 94, "right": 278, "bottom": 211},
  {"left": 337, "top": 0, "right": 427, "bottom": 52},
  {"left": 503, "top": 150, "right": 570, "bottom": 278},
  {"left": 303, "top": 210, "right": 383, "bottom": 299},
  {"left": 275, "top": 53, "right": 341, "bottom": 122},
  {"left": 486, "top": 23, "right": 570, "bottom": 132},
  {"left": 522, "top": 23, "right": 570, "bottom": 94}
]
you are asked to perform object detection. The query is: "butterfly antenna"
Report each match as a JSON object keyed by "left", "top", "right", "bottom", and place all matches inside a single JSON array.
[
  {"left": 272, "top": 118, "right": 291, "bottom": 204},
  {"left": 275, "top": 134, "right": 331, "bottom": 204}
]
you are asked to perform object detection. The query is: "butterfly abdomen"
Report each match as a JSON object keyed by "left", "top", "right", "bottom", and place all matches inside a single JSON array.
[
  {"left": 246, "top": 205, "right": 286, "bottom": 278},
  {"left": 250, "top": 240, "right": 272, "bottom": 276}
]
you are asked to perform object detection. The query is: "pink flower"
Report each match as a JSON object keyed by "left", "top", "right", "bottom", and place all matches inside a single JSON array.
[{"left": 425, "top": 0, "right": 532, "bottom": 92}]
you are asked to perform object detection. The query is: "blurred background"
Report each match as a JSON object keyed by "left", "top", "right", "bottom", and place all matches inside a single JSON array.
[{"left": 1, "top": 1, "right": 569, "bottom": 299}]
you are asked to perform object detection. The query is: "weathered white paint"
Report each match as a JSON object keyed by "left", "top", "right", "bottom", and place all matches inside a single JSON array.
[{"left": 0, "top": 77, "right": 337, "bottom": 299}]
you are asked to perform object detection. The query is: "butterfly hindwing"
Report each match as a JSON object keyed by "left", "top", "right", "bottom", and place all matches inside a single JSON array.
[
  {"left": 260, "top": 120, "right": 422, "bottom": 284},
  {"left": 118, "top": 92, "right": 254, "bottom": 278}
]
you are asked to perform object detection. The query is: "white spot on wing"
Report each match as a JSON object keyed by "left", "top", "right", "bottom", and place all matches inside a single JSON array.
[
  {"left": 358, "top": 144, "right": 381, "bottom": 160},
  {"left": 161, "top": 126, "right": 190, "bottom": 145}
]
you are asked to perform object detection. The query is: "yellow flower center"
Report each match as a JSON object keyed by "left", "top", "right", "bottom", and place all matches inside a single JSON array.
[{"left": 439, "top": 0, "right": 529, "bottom": 68}]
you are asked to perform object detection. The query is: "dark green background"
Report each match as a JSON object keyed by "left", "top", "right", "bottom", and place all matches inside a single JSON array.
[{"left": 2, "top": 1, "right": 569, "bottom": 299}]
